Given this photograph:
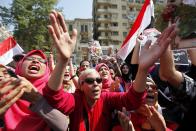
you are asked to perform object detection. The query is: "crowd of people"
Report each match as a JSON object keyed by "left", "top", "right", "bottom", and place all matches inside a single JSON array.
[{"left": 0, "top": 10, "right": 195, "bottom": 131}]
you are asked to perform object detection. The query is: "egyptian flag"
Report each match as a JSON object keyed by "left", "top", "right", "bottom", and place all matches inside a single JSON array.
[
  {"left": 0, "top": 37, "right": 24, "bottom": 65},
  {"left": 118, "top": 0, "right": 154, "bottom": 60}
]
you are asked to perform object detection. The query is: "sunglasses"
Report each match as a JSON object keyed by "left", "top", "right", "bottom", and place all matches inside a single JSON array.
[
  {"left": 26, "top": 56, "right": 47, "bottom": 64},
  {"left": 83, "top": 77, "right": 102, "bottom": 84}
]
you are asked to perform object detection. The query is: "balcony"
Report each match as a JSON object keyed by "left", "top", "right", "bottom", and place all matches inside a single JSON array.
[
  {"left": 98, "top": 36, "right": 111, "bottom": 40},
  {"left": 96, "top": 0, "right": 111, "bottom": 5},
  {"left": 97, "top": 17, "right": 111, "bottom": 23},
  {"left": 97, "top": 9, "right": 111, "bottom": 14},
  {"left": 110, "top": 26, "right": 119, "bottom": 31},
  {"left": 98, "top": 26, "right": 111, "bottom": 32},
  {"left": 110, "top": 35, "right": 121, "bottom": 41}
]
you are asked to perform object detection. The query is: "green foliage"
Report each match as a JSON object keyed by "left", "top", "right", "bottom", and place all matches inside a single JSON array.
[
  {"left": 155, "top": 4, "right": 196, "bottom": 39},
  {"left": 176, "top": 5, "right": 196, "bottom": 38},
  {"left": 154, "top": 4, "right": 167, "bottom": 32},
  {"left": 0, "top": 0, "right": 59, "bottom": 51}
]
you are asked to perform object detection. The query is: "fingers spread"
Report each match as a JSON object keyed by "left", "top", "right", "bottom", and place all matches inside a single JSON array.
[
  {"left": 49, "top": 13, "right": 61, "bottom": 39},
  {"left": 58, "top": 12, "right": 68, "bottom": 32}
]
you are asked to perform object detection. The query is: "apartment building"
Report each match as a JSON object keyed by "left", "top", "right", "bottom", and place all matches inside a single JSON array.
[
  {"left": 92, "top": 0, "right": 161, "bottom": 55},
  {"left": 93, "top": 0, "right": 131, "bottom": 49},
  {"left": 66, "top": 18, "right": 93, "bottom": 63}
]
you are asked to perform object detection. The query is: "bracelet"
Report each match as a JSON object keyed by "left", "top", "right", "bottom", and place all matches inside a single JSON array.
[{"left": 70, "top": 74, "right": 77, "bottom": 80}]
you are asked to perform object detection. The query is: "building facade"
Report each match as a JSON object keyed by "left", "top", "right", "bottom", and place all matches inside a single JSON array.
[
  {"left": 66, "top": 18, "right": 93, "bottom": 64},
  {"left": 65, "top": 0, "right": 166, "bottom": 64},
  {"left": 93, "top": 0, "right": 167, "bottom": 48},
  {"left": 93, "top": 0, "right": 131, "bottom": 49}
]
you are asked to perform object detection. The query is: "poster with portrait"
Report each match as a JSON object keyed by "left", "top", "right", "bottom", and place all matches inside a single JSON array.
[{"left": 88, "top": 40, "right": 103, "bottom": 60}]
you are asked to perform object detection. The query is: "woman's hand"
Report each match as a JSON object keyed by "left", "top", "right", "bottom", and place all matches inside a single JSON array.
[
  {"left": 19, "top": 76, "right": 42, "bottom": 104},
  {"left": 0, "top": 78, "right": 25, "bottom": 115},
  {"left": 147, "top": 106, "right": 166, "bottom": 131},
  {"left": 118, "top": 107, "right": 135, "bottom": 131}
]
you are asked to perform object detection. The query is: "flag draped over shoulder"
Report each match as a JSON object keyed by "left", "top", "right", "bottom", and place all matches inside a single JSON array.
[
  {"left": 0, "top": 37, "right": 24, "bottom": 65},
  {"left": 117, "top": 0, "right": 154, "bottom": 60}
]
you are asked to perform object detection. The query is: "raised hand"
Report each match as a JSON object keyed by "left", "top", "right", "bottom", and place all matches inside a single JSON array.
[
  {"left": 118, "top": 107, "right": 135, "bottom": 131},
  {"left": 139, "top": 24, "right": 177, "bottom": 71},
  {"left": 48, "top": 10, "right": 77, "bottom": 62},
  {"left": 147, "top": 106, "right": 166, "bottom": 131}
]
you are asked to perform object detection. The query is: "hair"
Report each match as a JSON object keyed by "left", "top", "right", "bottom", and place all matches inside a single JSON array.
[
  {"left": 79, "top": 60, "right": 90, "bottom": 66},
  {"left": 146, "top": 77, "right": 156, "bottom": 86},
  {"left": 78, "top": 68, "right": 98, "bottom": 86},
  {"left": 120, "top": 63, "right": 132, "bottom": 82}
]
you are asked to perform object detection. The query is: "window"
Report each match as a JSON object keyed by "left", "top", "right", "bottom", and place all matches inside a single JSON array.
[
  {"left": 136, "top": 0, "right": 144, "bottom": 3},
  {"left": 81, "top": 25, "right": 84, "bottom": 32},
  {"left": 69, "top": 25, "right": 73, "bottom": 31},
  {"left": 105, "top": 24, "right": 109, "bottom": 28},
  {"left": 112, "top": 31, "right": 119, "bottom": 36},
  {"left": 122, "top": 5, "right": 126, "bottom": 10},
  {"left": 122, "top": 23, "right": 127, "bottom": 26},
  {"left": 123, "top": 32, "right": 127, "bottom": 37},
  {"left": 122, "top": 14, "right": 127, "bottom": 19},
  {"left": 104, "top": 15, "right": 108, "bottom": 18},
  {"left": 112, "top": 22, "right": 118, "bottom": 27},
  {"left": 112, "top": 13, "right": 118, "bottom": 19},
  {"left": 111, "top": 4, "right": 117, "bottom": 9},
  {"left": 85, "top": 25, "right": 88, "bottom": 32}
]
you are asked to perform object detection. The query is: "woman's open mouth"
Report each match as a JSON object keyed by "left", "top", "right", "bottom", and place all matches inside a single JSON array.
[{"left": 28, "top": 65, "right": 40, "bottom": 73}]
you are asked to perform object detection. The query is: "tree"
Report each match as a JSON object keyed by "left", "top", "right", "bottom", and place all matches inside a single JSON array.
[{"left": 0, "top": 0, "right": 59, "bottom": 51}]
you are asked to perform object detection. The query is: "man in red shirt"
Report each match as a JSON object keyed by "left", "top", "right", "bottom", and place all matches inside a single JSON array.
[{"left": 44, "top": 10, "right": 177, "bottom": 131}]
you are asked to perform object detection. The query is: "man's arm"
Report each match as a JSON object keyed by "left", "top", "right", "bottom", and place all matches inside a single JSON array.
[
  {"left": 159, "top": 45, "right": 184, "bottom": 88},
  {"left": 186, "top": 49, "right": 196, "bottom": 80},
  {"left": 47, "top": 11, "right": 77, "bottom": 91},
  {"left": 134, "top": 25, "right": 177, "bottom": 93}
]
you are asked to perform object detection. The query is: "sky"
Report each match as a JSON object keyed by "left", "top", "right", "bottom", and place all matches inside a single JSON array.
[{"left": 0, "top": 0, "right": 93, "bottom": 20}]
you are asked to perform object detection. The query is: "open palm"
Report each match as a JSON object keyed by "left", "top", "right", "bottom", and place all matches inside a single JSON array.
[
  {"left": 48, "top": 11, "right": 77, "bottom": 61},
  {"left": 139, "top": 25, "right": 177, "bottom": 70}
]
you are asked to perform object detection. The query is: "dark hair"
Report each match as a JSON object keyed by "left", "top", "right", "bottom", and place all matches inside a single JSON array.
[
  {"left": 13, "top": 54, "right": 25, "bottom": 62},
  {"left": 79, "top": 60, "right": 90, "bottom": 66},
  {"left": 120, "top": 63, "right": 132, "bottom": 82}
]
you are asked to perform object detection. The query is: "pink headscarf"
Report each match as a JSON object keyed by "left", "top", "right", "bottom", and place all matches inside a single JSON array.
[
  {"left": 95, "top": 63, "right": 114, "bottom": 89},
  {"left": 4, "top": 50, "right": 51, "bottom": 131}
]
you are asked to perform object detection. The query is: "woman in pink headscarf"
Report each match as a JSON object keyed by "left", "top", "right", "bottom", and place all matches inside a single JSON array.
[
  {"left": 95, "top": 63, "right": 124, "bottom": 92},
  {"left": 2, "top": 50, "right": 53, "bottom": 131},
  {"left": 15, "top": 50, "right": 50, "bottom": 93}
]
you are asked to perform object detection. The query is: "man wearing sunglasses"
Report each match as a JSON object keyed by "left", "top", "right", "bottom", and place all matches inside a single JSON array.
[{"left": 43, "top": 11, "right": 177, "bottom": 131}]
